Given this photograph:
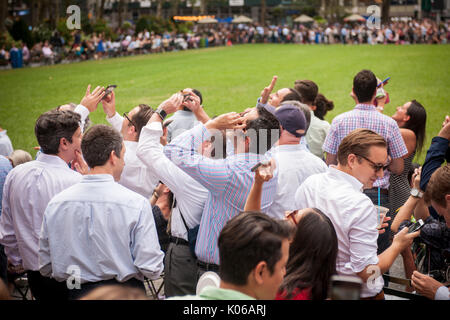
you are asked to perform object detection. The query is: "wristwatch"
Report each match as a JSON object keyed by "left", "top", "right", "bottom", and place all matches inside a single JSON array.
[
  {"left": 156, "top": 108, "right": 167, "bottom": 121},
  {"left": 410, "top": 188, "right": 423, "bottom": 198}
]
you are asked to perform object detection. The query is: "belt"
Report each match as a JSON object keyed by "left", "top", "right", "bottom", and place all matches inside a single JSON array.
[
  {"left": 197, "top": 260, "right": 220, "bottom": 272},
  {"left": 170, "top": 236, "right": 189, "bottom": 246},
  {"left": 366, "top": 187, "right": 389, "bottom": 195}
]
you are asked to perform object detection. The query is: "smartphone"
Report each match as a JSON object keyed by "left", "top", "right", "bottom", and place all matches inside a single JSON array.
[
  {"left": 329, "top": 275, "right": 362, "bottom": 300},
  {"left": 183, "top": 93, "right": 193, "bottom": 102},
  {"left": 377, "top": 77, "right": 390, "bottom": 88},
  {"left": 251, "top": 162, "right": 262, "bottom": 172},
  {"left": 102, "top": 85, "right": 117, "bottom": 100},
  {"left": 408, "top": 219, "right": 424, "bottom": 233}
]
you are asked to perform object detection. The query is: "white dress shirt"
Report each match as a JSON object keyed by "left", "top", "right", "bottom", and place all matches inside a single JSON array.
[
  {"left": 39, "top": 174, "right": 164, "bottom": 283},
  {"left": 294, "top": 166, "right": 383, "bottom": 298},
  {"left": 74, "top": 104, "right": 90, "bottom": 133},
  {"left": 0, "top": 153, "right": 81, "bottom": 270},
  {"left": 266, "top": 144, "right": 328, "bottom": 218},
  {"left": 136, "top": 122, "right": 208, "bottom": 240},
  {"left": 107, "top": 112, "right": 159, "bottom": 198}
]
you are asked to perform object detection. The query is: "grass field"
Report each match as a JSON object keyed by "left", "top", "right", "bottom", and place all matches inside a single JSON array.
[{"left": 0, "top": 44, "right": 449, "bottom": 163}]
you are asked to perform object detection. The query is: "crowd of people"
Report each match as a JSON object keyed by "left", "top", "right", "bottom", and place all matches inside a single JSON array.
[
  {"left": 1, "top": 18, "right": 448, "bottom": 69},
  {"left": 0, "top": 69, "right": 449, "bottom": 301}
]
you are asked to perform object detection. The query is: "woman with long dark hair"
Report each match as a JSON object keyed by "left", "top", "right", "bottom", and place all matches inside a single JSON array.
[
  {"left": 389, "top": 100, "right": 427, "bottom": 213},
  {"left": 276, "top": 208, "right": 338, "bottom": 300}
]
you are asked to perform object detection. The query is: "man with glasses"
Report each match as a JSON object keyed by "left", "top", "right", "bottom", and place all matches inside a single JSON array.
[
  {"left": 322, "top": 69, "right": 408, "bottom": 255},
  {"left": 100, "top": 91, "right": 159, "bottom": 198},
  {"left": 295, "top": 129, "right": 419, "bottom": 299}
]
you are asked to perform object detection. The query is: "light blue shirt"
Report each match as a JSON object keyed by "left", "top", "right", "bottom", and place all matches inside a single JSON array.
[
  {"left": 0, "top": 155, "right": 13, "bottom": 215},
  {"left": 39, "top": 174, "right": 164, "bottom": 283},
  {"left": 167, "top": 110, "right": 200, "bottom": 143},
  {"left": 0, "top": 130, "right": 13, "bottom": 157}
]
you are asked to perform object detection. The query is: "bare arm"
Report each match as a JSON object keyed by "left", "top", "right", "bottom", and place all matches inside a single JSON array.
[
  {"left": 357, "top": 227, "right": 419, "bottom": 282},
  {"left": 325, "top": 152, "right": 337, "bottom": 166},
  {"left": 388, "top": 157, "right": 404, "bottom": 175},
  {"left": 244, "top": 159, "right": 275, "bottom": 212}
]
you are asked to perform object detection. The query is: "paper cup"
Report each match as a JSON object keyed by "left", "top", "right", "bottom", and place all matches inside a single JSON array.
[{"left": 376, "top": 205, "right": 389, "bottom": 229}]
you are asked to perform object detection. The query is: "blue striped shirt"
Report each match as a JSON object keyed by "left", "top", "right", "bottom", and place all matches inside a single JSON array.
[{"left": 164, "top": 124, "right": 278, "bottom": 265}]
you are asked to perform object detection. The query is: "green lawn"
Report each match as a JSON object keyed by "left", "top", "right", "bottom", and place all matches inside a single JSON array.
[{"left": 0, "top": 44, "right": 449, "bottom": 163}]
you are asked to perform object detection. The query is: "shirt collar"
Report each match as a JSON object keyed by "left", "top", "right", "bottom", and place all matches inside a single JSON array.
[
  {"left": 124, "top": 140, "right": 138, "bottom": 150},
  {"left": 270, "top": 144, "right": 302, "bottom": 153},
  {"left": 354, "top": 103, "right": 376, "bottom": 111},
  {"left": 329, "top": 166, "right": 364, "bottom": 192},
  {"left": 199, "top": 286, "right": 256, "bottom": 300},
  {"left": 36, "top": 153, "right": 70, "bottom": 168},
  {"left": 0, "top": 130, "right": 7, "bottom": 137},
  {"left": 82, "top": 174, "right": 114, "bottom": 183}
]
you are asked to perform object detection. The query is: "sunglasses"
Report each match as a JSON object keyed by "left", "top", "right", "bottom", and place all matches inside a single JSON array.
[
  {"left": 286, "top": 210, "right": 298, "bottom": 226},
  {"left": 355, "top": 154, "right": 391, "bottom": 172},
  {"left": 123, "top": 112, "right": 137, "bottom": 128}
]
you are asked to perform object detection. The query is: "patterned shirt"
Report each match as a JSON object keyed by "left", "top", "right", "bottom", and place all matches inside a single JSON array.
[
  {"left": 322, "top": 104, "right": 408, "bottom": 189},
  {"left": 164, "top": 124, "right": 277, "bottom": 265}
]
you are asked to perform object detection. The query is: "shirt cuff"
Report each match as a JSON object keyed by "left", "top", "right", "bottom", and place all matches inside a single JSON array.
[
  {"left": 435, "top": 286, "right": 449, "bottom": 300},
  {"left": 75, "top": 104, "right": 90, "bottom": 121},
  {"left": 147, "top": 121, "right": 163, "bottom": 132}
]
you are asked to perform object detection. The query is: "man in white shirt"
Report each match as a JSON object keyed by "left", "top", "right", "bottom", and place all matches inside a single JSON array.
[
  {"left": 39, "top": 125, "right": 164, "bottom": 300},
  {"left": 136, "top": 91, "right": 212, "bottom": 297},
  {"left": 97, "top": 90, "right": 159, "bottom": 198},
  {"left": 295, "top": 128, "right": 419, "bottom": 299},
  {"left": 0, "top": 110, "right": 83, "bottom": 300},
  {"left": 266, "top": 104, "right": 328, "bottom": 219}
]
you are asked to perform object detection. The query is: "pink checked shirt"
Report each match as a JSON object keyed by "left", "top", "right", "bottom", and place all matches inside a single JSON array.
[{"left": 322, "top": 104, "right": 408, "bottom": 189}]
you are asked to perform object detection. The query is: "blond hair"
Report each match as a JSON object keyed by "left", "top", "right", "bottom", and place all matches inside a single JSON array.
[{"left": 8, "top": 149, "right": 32, "bottom": 167}]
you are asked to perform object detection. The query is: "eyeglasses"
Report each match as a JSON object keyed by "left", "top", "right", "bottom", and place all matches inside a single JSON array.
[
  {"left": 354, "top": 154, "right": 390, "bottom": 172},
  {"left": 123, "top": 112, "right": 137, "bottom": 128}
]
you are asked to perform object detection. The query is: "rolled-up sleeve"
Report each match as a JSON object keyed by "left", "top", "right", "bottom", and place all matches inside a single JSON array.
[{"left": 347, "top": 200, "right": 379, "bottom": 273}]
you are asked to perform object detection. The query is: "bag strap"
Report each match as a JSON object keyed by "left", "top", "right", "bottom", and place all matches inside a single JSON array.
[{"left": 176, "top": 198, "right": 189, "bottom": 232}]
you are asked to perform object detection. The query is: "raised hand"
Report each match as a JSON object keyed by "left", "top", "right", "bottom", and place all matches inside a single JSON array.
[
  {"left": 72, "top": 150, "right": 89, "bottom": 175},
  {"left": 80, "top": 84, "right": 106, "bottom": 112},
  {"left": 254, "top": 158, "right": 276, "bottom": 185},
  {"left": 260, "top": 76, "right": 278, "bottom": 105},
  {"left": 158, "top": 92, "right": 184, "bottom": 115},
  {"left": 207, "top": 112, "right": 246, "bottom": 131},
  {"left": 101, "top": 90, "right": 116, "bottom": 118},
  {"left": 182, "top": 91, "right": 202, "bottom": 113}
]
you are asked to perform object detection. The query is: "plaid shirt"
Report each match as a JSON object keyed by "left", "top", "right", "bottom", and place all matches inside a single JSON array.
[
  {"left": 322, "top": 104, "right": 408, "bottom": 189},
  {"left": 164, "top": 124, "right": 277, "bottom": 265}
]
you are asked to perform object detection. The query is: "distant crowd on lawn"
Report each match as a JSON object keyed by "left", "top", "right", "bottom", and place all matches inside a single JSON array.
[{"left": 1, "top": 18, "right": 449, "bottom": 69}]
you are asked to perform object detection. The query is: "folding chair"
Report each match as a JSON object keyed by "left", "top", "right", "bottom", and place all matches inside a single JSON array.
[
  {"left": 9, "top": 272, "right": 32, "bottom": 300},
  {"left": 145, "top": 273, "right": 165, "bottom": 300}
]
